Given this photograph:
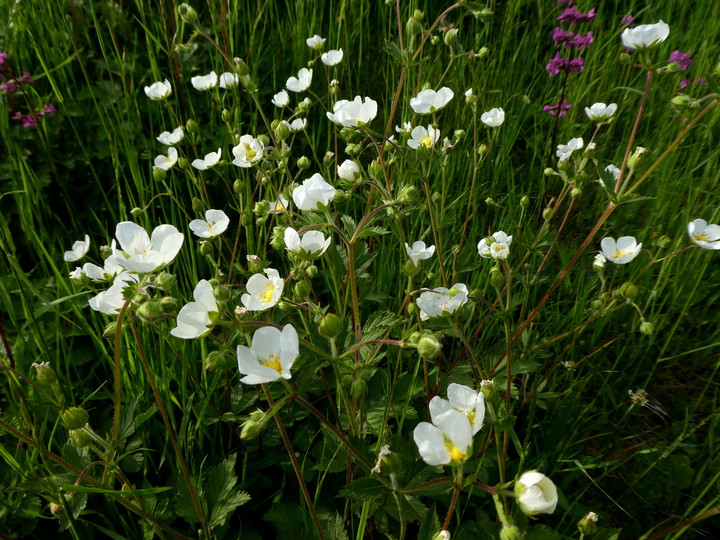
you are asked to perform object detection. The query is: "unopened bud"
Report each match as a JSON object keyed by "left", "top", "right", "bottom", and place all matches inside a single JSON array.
[
  {"left": 185, "top": 118, "right": 199, "bottom": 134},
  {"left": 177, "top": 3, "right": 198, "bottom": 24},
  {"left": 371, "top": 445, "right": 402, "bottom": 475},
  {"left": 444, "top": 28, "right": 458, "bottom": 46},
  {"left": 417, "top": 334, "right": 442, "bottom": 360},
  {"left": 32, "top": 362, "right": 57, "bottom": 385},
  {"left": 639, "top": 320, "right": 654, "bottom": 336},
  {"left": 199, "top": 240, "right": 213, "bottom": 256},
  {"left": 499, "top": 525, "right": 522, "bottom": 540},
  {"left": 241, "top": 409, "right": 267, "bottom": 440},
  {"left": 233, "top": 178, "right": 244, "bottom": 193},
  {"left": 319, "top": 313, "right": 343, "bottom": 339},
  {"left": 270, "top": 226, "right": 286, "bottom": 249},
  {"left": 203, "top": 350, "right": 235, "bottom": 371},
  {"left": 368, "top": 159, "right": 383, "bottom": 179},
  {"left": 191, "top": 197, "right": 204, "bottom": 213},
  {"left": 61, "top": 407, "right": 89, "bottom": 431},
  {"left": 136, "top": 300, "right": 163, "bottom": 322},
  {"left": 406, "top": 15, "right": 422, "bottom": 35},
  {"left": 306, "top": 264, "right": 319, "bottom": 278},
  {"left": 627, "top": 146, "right": 646, "bottom": 170},
  {"left": 294, "top": 280, "right": 312, "bottom": 299},
  {"left": 432, "top": 531, "right": 451, "bottom": 540},
  {"left": 246, "top": 255, "right": 264, "bottom": 274},
  {"left": 619, "top": 52, "right": 631, "bottom": 64},
  {"left": 480, "top": 379, "right": 497, "bottom": 402},
  {"left": 154, "top": 272, "right": 176, "bottom": 291},
  {"left": 577, "top": 511, "right": 599, "bottom": 536},
  {"left": 520, "top": 195, "right": 530, "bottom": 207},
  {"left": 477, "top": 143, "right": 488, "bottom": 158},
  {"left": 615, "top": 281, "right": 638, "bottom": 301},
  {"left": 69, "top": 427, "right": 92, "bottom": 448},
  {"left": 489, "top": 266, "right": 504, "bottom": 288},
  {"left": 274, "top": 121, "right": 290, "bottom": 140},
  {"left": 478, "top": 8, "right": 494, "bottom": 21},
  {"left": 671, "top": 94, "right": 692, "bottom": 109},
  {"left": 234, "top": 58, "right": 250, "bottom": 78},
  {"left": 351, "top": 378, "right": 368, "bottom": 399},
  {"left": 152, "top": 168, "right": 166, "bottom": 182},
  {"left": 570, "top": 187, "right": 582, "bottom": 198},
  {"left": 403, "top": 258, "right": 421, "bottom": 276},
  {"left": 345, "top": 143, "right": 360, "bottom": 156}
]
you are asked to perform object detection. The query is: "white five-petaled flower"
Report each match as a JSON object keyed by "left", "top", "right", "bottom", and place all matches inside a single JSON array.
[
  {"left": 306, "top": 34, "right": 326, "bottom": 50},
  {"left": 232, "top": 135, "right": 264, "bottom": 167},
  {"left": 687, "top": 219, "right": 720, "bottom": 250},
  {"left": 430, "top": 384, "right": 485, "bottom": 435},
  {"left": 480, "top": 107, "right": 505, "bottom": 127},
  {"left": 192, "top": 148, "right": 222, "bottom": 170},
  {"left": 326, "top": 96, "right": 378, "bottom": 127},
  {"left": 88, "top": 271, "right": 139, "bottom": 314},
  {"left": 269, "top": 195, "right": 289, "bottom": 213},
  {"left": 621, "top": 20, "right": 670, "bottom": 51},
  {"left": 191, "top": 71, "right": 218, "bottom": 91},
  {"left": 408, "top": 125, "right": 440, "bottom": 149},
  {"left": 416, "top": 283, "right": 469, "bottom": 321},
  {"left": 170, "top": 279, "right": 218, "bottom": 339},
  {"left": 144, "top": 79, "right": 172, "bottom": 100},
  {"left": 219, "top": 72, "right": 239, "bottom": 89},
  {"left": 413, "top": 406, "right": 473, "bottom": 466},
  {"left": 284, "top": 227, "right": 331, "bottom": 259},
  {"left": 286, "top": 68, "right": 313, "bottom": 92},
  {"left": 337, "top": 159, "right": 360, "bottom": 181},
  {"left": 600, "top": 236, "right": 642, "bottom": 264},
  {"left": 237, "top": 324, "right": 299, "bottom": 384},
  {"left": 282, "top": 118, "right": 308, "bottom": 132},
  {"left": 272, "top": 89, "right": 290, "bottom": 107},
  {"left": 321, "top": 49, "right": 344, "bottom": 66},
  {"left": 585, "top": 102, "right": 618, "bottom": 122},
  {"left": 556, "top": 137, "right": 584, "bottom": 161},
  {"left": 478, "top": 231, "right": 513, "bottom": 260},
  {"left": 64, "top": 235, "right": 91, "bottom": 262},
  {"left": 241, "top": 268, "right": 284, "bottom": 311},
  {"left": 70, "top": 246, "right": 124, "bottom": 281},
  {"left": 189, "top": 209, "right": 230, "bottom": 238},
  {"left": 405, "top": 241, "right": 436, "bottom": 266},
  {"left": 292, "top": 173, "right": 336, "bottom": 211},
  {"left": 157, "top": 127, "right": 184, "bottom": 145},
  {"left": 153, "top": 147, "right": 178, "bottom": 171},
  {"left": 515, "top": 471, "right": 558, "bottom": 515},
  {"left": 409, "top": 87, "right": 454, "bottom": 114},
  {"left": 113, "top": 221, "right": 184, "bottom": 273}
]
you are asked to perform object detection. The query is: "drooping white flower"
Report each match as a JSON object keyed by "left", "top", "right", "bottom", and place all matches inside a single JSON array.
[
  {"left": 326, "top": 96, "right": 378, "bottom": 127},
  {"left": 157, "top": 127, "right": 184, "bottom": 145},
  {"left": 64, "top": 235, "right": 91, "bottom": 262},
  {"left": 144, "top": 79, "right": 172, "bottom": 100},
  {"left": 153, "top": 147, "right": 178, "bottom": 171},
  {"left": 585, "top": 102, "right": 617, "bottom": 122},
  {"left": 292, "top": 173, "right": 336, "bottom": 211},
  {"left": 284, "top": 227, "right": 331, "bottom": 259},
  {"left": 113, "top": 221, "right": 184, "bottom": 273},
  {"left": 232, "top": 135, "right": 264, "bottom": 168},
  {"left": 269, "top": 195, "right": 289, "bottom": 213},
  {"left": 556, "top": 137, "right": 584, "bottom": 161},
  {"left": 405, "top": 241, "right": 435, "bottom": 266},
  {"left": 286, "top": 68, "right": 313, "bottom": 92},
  {"left": 395, "top": 121, "right": 412, "bottom": 135},
  {"left": 191, "top": 71, "right": 218, "bottom": 91},
  {"left": 600, "top": 236, "right": 642, "bottom": 264},
  {"left": 170, "top": 279, "right": 218, "bottom": 339},
  {"left": 321, "top": 49, "right": 344, "bottom": 66},
  {"left": 281, "top": 118, "right": 308, "bottom": 132},
  {"left": 605, "top": 164, "right": 621, "bottom": 180},
  {"left": 88, "top": 272, "right": 138, "bottom": 314},
  {"left": 593, "top": 253, "right": 607, "bottom": 270},
  {"left": 410, "top": 87, "right": 454, "bottom": 114},
  {"left": 481, "top": 107, "right": 505, "bottom": 127},
  {"left": 408, "top": 125, "right": 440, "bottom": 149},
  {"left": 241, "top": 268, "right": 284, "bottom": 311},
  {"left": 337, "top": 159, "right": 360, "bottom": 181},
  {"left": 192, "top": 148, "right": 222, "bottom": 170},
  {"left": 464, "top": 89, "right": 473, "bottom": 98},
  {"left": 218, "top": 72, "right": 239, "bottom": 89},
  {"left": 237, "top": 324, "right": 299, "bottom": 384},
  {"left": 416, "top": 284, "right": 469, "bottom": 321},
  {"left": 621, "top": 20, "right": 670, "bottom": 51},
  {"left": 430, "top": 384, "right": 485, "bottom": 435},
  {"left": 477, "top": 231, "right": 513, "bottom": 260},
  {"left": 306, "top": 34, "right": 326, "bottom": 50},
  {"left": 272, "top": 89, "right": 290, "bottom": 108},
  {"left": 515, "top": 471, "right": 558, "bottom": 515},
  {"left": 687, "top": 219, "right": 720, "bottom": 250},
  {"left": 189, "top": 209, "right": 230, "bottom": 238},
  {"left": 413, "top": 407, "right": 473, "bottom": 466}
]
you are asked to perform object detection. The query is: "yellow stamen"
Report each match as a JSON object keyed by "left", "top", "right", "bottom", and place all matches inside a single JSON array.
[
  {"left": 420, "top": 135, "right": 433, "bottom": 147},
  {"left": 258, "top": 282, "right": 276, "bottom": 304},
  {"left": 613, "top": 249, "right": 629, "bottom": 259},
  {"left": 446, "top": 444, "right": 466, "bottom": 463},
  {"left": 694, "top": 233, "right": 708, "bottom": 242},
  {"left": 260, "top": 354, "right": 282, "bottom": 373}
]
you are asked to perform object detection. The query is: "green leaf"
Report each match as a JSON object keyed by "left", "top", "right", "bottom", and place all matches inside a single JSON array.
[
  {"left": 339, "top": 477, "right": 385, "bottom": 501},
  {"left": 383, "top": 40, "right": 402, "bottom": 64},
  {"left": 61, "top": 484, "right": 173, "bottom": 495},
  {"left": 418, "top": 505, "right": 441, "bottom": 540},
  {"left": 359, "top": 310, "right": 405, "bottom": 344},
  {"left": 206, "top": 453, "right": 251, "bottom": 528}
]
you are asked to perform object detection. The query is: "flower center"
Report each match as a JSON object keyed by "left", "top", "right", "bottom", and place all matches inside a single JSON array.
[
  {"left": 612, "top": 249, "right": 630, "bottom": 259},
  {"left": 420, "top": 135, "right": 433, "bottom": 147},
  {"left": 258, "top": 282, "right": 276, "bottom": 304},
  {"left": 445, "top": 443, "right": 466, "bottom": 463},
  {"left": 694, "top": 233, "right": 708, "bottom": 242},
  {"left": 260, "top": 354, "right": 282, "bottom": 373},
  {"left": 245, "top": 146, "right": 256, "bottom": 161}
]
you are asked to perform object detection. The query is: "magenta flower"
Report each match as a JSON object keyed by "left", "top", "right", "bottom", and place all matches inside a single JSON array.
[
  {"left": 558, "top": 5, "right": 596, "bottom": 25},
  {"left": 543, "top": 100, "right": 572, "bottom": 118},
  {"left": 669, "top": 50, "right": 692, "bottom": 71},
  {"left": 546, "top": 53, "right": 584, "bottom": 77}
]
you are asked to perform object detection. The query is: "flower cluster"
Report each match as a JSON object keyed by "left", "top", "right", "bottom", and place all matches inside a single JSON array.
[
  {"left": 551, "top": 28, "right": 593, "bottom": 50},
  {"left": 546, "top": 53, "right": 584, "bottom": 77},
  {"left": 543, "top": 99, "right": 572, "bottom": 118},
  {"left": 1, "top": 52, "right": 56, "bottom": 128},
  {"left": 557, "top": 5, "right": 596, "bottom": 25}
]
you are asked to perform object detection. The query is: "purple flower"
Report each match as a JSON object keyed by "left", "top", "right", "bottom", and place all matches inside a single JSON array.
[
  {"left": 572, "top": 31, "right": 594, "bottom": 50},
  {"left": 546, "top": 53, "right": 584, "bottom": 76},
  {"left": 679, "top": 77, "right": 707, "bottom": 89},
  {"left": 622, "top": 14, "right": 635, "bottom": 27},
  {"left": 567, "top": 57, "right": 584, "bottom": 72},
  {"left": 558, "top": 5, "right": 596, "bottom": 25},
  {"left": 669, "top": 50, "right": 692, "bottom": 71},
  {"left": 42, "top": 104, "right": 57, "bottom": 116},
  {"left": 543, "top": 100, "right": 572, "bottom": 118}
]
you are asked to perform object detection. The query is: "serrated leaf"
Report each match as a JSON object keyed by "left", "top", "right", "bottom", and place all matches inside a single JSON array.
[
  {"left": 418, "top": 505, "right": 441, "bottom": 540},
  {"left": 352, "top": 225, "right": 390, "bottom": 242},
  {"left": 383, "top": 40, "right": 402, "bottom": 64},
  {"left": 207, "top": 453, "right": 251, "bottom": 528},
  {"left": 359, "top": 310, "right": 405, "bottom": 343},
  {"left": 339, "top": 477, "right": 385, "bottom": 501}
]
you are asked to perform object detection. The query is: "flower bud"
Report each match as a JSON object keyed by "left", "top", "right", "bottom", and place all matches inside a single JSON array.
[
  {"left": 478, "top": 8, "right": 494, "bottom": 21},
  {"left": 274, "top": 121, "right": 290, "bottom": 140},
  {"left": 417, "top": 334, "right": 442, "bottom": 360},
  {"left": 246, "top": 255, "right": 264, "bottom": 274},
  {"left": 61, "top": 407, "right": 89, "bottom": 430},
  {"left": 185, "top": 118, "right": 199, "bottom": 134},
  {"left": 477, "top": 143, "right": 488, "bottom": 158},
  {"left": 499, "top": 525, "right": 522, "bottom": 540},
  {"left": 190, "top": 198, "right": 204, "bottom": 214},
  {"left": 305, "top": 265, "right": 319, "bottom": 278},
  {"left": 480, "top": 379, "right": 497, "bottom": 402},
  {"left": 402, "top": 258, "right": 422, "bottom": 276},
  {"left": 69, "top": 427, "right": 92, "bottom": 448},
  {"left": 270, "top": 226, "right": 286, "bottom": 249},
  {"left": 203, "top": 350, "right": 236, "bottom": 371},
  {"left": 241, "top": 212, "right": 253, "bottom": 227},
  {"left": 432, "top": 531, "right": 451, "bottom": 540},
  {"left": 351, "top": 378, "right": 368, "bottom": 399},
  {"left": 154, "top": 271, "right": 176, "bottom": 292},
  {"left": 177, "top": 3, "right": 198, "bottom": 24},
  {"left": 345, "top": 143, "right": 360, "bottom": 156},
  {"left": 199, "top": 240, "right": 213, "bottom": 256},
  {"left": 396, "top": 184, "right": 417, "bottom": 204},
  {"left": 671, "top": 93, "right": 693, "bottom": 109},
  {"left": 515, "top": 471, "right": 558, "bottom": 515},
  {"left": 639, "top": 320, "right": 654, "bottom": 335},
  {"left": 489, "top": 266, "right": 504, "bottom": 288},
  {"left": 619, "top": 52, "right": 631, "bottom": 64},
  {"left": 577, "top": 512, "right": 599, "bottom": 536},
  {"left": 430, "top": 36, "right": 440, "bottom": 46},
  {"left": 241, "top": 409, "right": 267, "bottom": 440},
  {"left": 233, "top": 178, "right": 244, "bottom": 193},
  {"left": 615, "top": 281, "right": 638, "bottom": 301},
  {"left": 294, "top": 280, "right": 311, "bottom": 299},
  {"left": 520, "top": 195, "right": 530, "bottom": 207},
  {"left": 152, "top": 168, "right": 166, "bottom": 182},
  {"left": 627, "top": 146, "right": 646, "bottom": 170},
  {"left": 406, "top": 15, "right": 422, "bottom": 35},
  {"left": 136, "top": 300, "right": 164, "bottom": 322},
  {"left": 477, "top": 46, "right": 490, "bottom": 59},
  {"left": 593, "top": 254, "right": 606, "bottom": 273},
  {"left": 32, "top": 362, "right": 57, "bottom": 385},
  {"left": 296, "top": 156, "right": 311, "bottom": 170},
  {"left": 319, "top": 313, "right": 343, "bottom": 339},
  {"left": 371, "top": 445, "right": 402, "bottom": 475},
  {"left": 542, "top": 207, "right": 552, "bottom": 220},
  {"left": 432, "top": 192, "right": 442, "bottom": 204},
  {"left": 444, "top": 28, "right": 458, "bottom": 46},
  {"left": 570, "top": 187, "right": 582, "bottom": 198},
  {"left": 103, "top": 321, "right": 117, "bottom": 339},
  {"left": 368, "top": 159, "right": 383, "bottom": 180}
]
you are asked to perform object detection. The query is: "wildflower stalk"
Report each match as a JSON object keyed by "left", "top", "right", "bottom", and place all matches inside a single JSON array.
[
  {"left": 421, "top": 178, "right": 448, "bottom": 286},
  {"left": 111, "top": 299, "right": 131, "bottom": 443}
]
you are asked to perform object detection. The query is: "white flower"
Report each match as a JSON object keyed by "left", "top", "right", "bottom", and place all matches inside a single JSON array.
[
  {"left": 282, "top": 118, "right": 308, "bottom": 132},
  {"left": 600, "top": 236, "right": 642, "bottom": 264},
  {"left": 269, "top": 195, "right": 289, "bottom": 213},
  {"left": 515, "top": 471, "right": 558, "bottom": 515},
  {"left": 413, "top": 407, "right": 473, "bottom": 466},
  {"left": 272, "top": 89, "right": 290, "bottom": 107},
  {"left": 480, "top": 107, "right": 505, "bottom": 127},
  {"left": 306, "top": 34, "right": 326, "bottom": 50},
  {"left": 88, "top": 272, "right": 138, "bottom": 314},
  {"left": 189, "top": 209, "right": 230, "bottom": 238},
  {"left": 219, "top": 72, "right": 239, "bottom": 89},
  {"left": 338, "top": 159, "right": 360, "bottom": 181},
  {"left": 477, "top": 231, "right": 513, "bottom": 260},
  {"left": 585, "top": 102, "right": 617, "bottom": 122},
  {"left": 153, "top": 147, "right": 178, "bottom": 171},
  {"left": 237, "top": 324, "right": 299, "bottom": 384},
  {"left": 430, "top": 384, "right": 485, "bottom": 435},
  {"left": 64, "top": 235, "right": 91, "bottom": 262},
  {"left": 113, "top": 221, "right": 184, "bottom": 273},
  {"left": 191, "top": 71, "right": 218, "bottom": 91},
  {"left": 232, "top": 135, "right": 264, "bottom": 167},
  {"left": 292, "top": 173, "right": 336, "bottom": 211},
  {"left": 593, "top": 253, "right": 607, "bottom": 269},
  {"left": 621, "top": 20, "right": 670, "bottom": 51},
  {"left": 192, "top": 148, "right": 222, "bottom": 170},
  {"left": 556, "top": 137, "right": 584, "bottom": 161},
  {"left": 170, "top": 279, "right": 218, "bottom": 339},
  {"left": 284, "top": 227, "right": 331, "bottom": 259},
  {"left": 395, "top": 121, "right": 412, "bottom": 135},
  {"left": 605, "top": 164, "right": 621, "bottom": 180},
  {"left": 326, "top": 96, "right": 378, "bottom": 127},
  {"left": 416, "top": 284, "right": 469, "bottom": 320},
  {"left": 157, "top": 127, "right": 184, "bottom": 145},
  {"left": 410, "top": 87, "right": 454, "bottom": 114},
  {"left": 464, "top": 89, "right": 473, "bottom": 98},
  {"left": 321, "top": 49, "right": 344, "bottom": 66},
  {"left": 408, "top": 125, "right": 440, "bottom": 149},
  {"left": 405, "top": 241, "right": 436, "bottom": 266},
  {"left": 144, "top": 79, "right": 172, "bottom": 100},
  {"left": 687, "top": 219, "right": 720, "bottom": 250},
  {"left": 241, "top": 268, "right": 284, "bottom": 311},
  {"left": 286, "top": 68, "right": 313, "bottom": 92}
]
